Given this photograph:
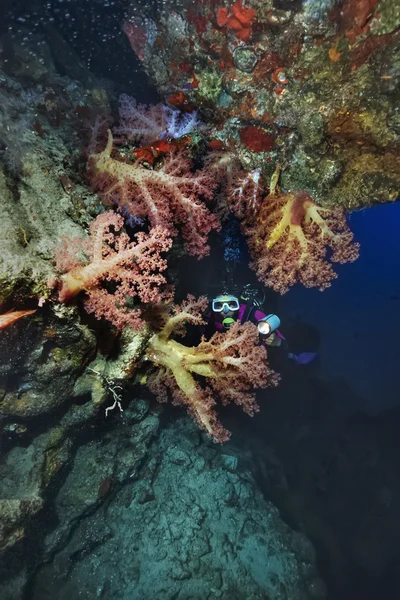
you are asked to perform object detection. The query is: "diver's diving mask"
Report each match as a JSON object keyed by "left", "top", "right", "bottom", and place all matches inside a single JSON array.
[{"left": 212, "top": 295, "right": 240, "bottom": 314}]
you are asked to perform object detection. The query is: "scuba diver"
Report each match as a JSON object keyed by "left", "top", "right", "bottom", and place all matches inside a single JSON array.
[
  {"left": 201, "top": 215, "right": 317, "bottom": 364},
  {"left": 205, "top": 285, "right": 317, "bottom": 365}
]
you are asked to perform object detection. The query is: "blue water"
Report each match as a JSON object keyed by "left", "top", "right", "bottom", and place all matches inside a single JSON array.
[{"left": 282, "top": 201, "right": 400, "bottom": 412}]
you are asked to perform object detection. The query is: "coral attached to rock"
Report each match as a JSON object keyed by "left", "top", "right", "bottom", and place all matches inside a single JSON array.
[
  {"left": 244, "top": 189, "right": 360, "bottom": 293},
  {"left": 54, "top": 211, "right": 172, "bottom": 330},
  {"left": 146, "top": 295, "right": 279, "bottom": 442},
  {"left": 88, "top": 127, "right": 220, "bottom": 258}
]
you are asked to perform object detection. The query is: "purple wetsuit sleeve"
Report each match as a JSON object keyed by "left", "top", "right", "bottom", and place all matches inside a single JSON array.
[
  {"left": 238, "top": 304, "right": 246, "bottom": 321},
  {"left": 254, "top": 308, "right": 266, "bottom": 321},
  {"left": 238, "top": 305, "right": 266, "bottom": 323}
]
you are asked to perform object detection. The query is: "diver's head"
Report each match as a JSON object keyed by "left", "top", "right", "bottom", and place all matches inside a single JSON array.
[{"left": 212, "top": 294, "right": 240, "bottom": 329}]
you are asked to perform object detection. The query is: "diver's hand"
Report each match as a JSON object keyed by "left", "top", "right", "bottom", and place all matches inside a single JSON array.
[{"left": 263, "top": 332, "right": 282, "bottom": 347}]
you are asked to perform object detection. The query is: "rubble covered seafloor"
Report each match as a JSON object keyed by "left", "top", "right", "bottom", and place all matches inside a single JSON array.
[{"left": 126, "top": 0, "right": 399, "bottom": 209}]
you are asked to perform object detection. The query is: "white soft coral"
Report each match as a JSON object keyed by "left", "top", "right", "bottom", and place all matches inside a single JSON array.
[{"left": 114, "top": 94, "right": 201, "bottom": 144}]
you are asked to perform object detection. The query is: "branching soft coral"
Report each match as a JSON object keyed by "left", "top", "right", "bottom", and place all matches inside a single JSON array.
[
  {"left": 88, "top": 129, "right": 220, "bottom": 258},
  {"left": 228, "top": 168, "right": 264, "bottom": 219},
  {"left": 244, "top": 190, "right": 360, "bottom": 293},
  {"left": 145, "top": 295, "right": 279, "bottom": 442},
  {"left": 114, "top": 94, "right": 201, "bottom": 144},
  {"left": 205, "top": 148, "right": 264, "bottom": 220},
  {"left": 54, "top": 211, "right": 172, "bottom": 330}
]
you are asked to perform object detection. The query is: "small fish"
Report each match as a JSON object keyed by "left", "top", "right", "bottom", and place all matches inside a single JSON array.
[
  {"left": 269, "top": 163, "right": 281, "bottom": 195},
  {"left": 0, "top": 309, "right": 37, "bottom": 330}
]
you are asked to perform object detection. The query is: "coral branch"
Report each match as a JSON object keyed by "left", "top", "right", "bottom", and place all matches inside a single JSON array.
[
  {"left": 146, "top": 297, "right": 278, "bottom": 442},
  {"left": 114, "top": 94, "right": 201, "bottom": 144},
  {"left": 55, "top": 211, "right": 173, "bottom": 329},
  {"left": 0, "top": 310, "right": 37, "bottom": 330},
  {"left": 244, "top": 190, "right": 360, "bottom": 293},
  {"left": 88, "top": 130, "right": 220, "bottom": 258},
  {"left": 228, "top": 168, "right": 263, "bottom": 218}
]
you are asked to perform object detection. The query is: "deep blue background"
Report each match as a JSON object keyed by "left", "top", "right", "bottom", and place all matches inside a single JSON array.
[{"left": 282, "top": 200, "right": 400, "bottom": 412}]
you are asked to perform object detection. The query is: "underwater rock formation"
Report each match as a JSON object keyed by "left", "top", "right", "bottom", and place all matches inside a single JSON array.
[
  {"left": 123, "top": 0, "right": 399, "bottom": 209},
  {"left": 27, "top": 416, "right": 326, "bottom": 600},
  {"left": 0, "top": 2, "right": 398, "bottom": 597}
]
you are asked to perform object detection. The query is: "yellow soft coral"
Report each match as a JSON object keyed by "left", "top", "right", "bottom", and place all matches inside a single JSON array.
[
  {"left": 145, "top": 296, "right": 278, "bottom": 442},
  {"left": 244, "top": 190, "right": 359, "bottom": 293}
]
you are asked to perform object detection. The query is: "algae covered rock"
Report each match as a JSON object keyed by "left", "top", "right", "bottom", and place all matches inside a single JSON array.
[
  {"left": 130, "top": 0, "right": 400, "bottom": 211},
  {"left": 0, "top": 427, "right": 72, "bottom": 555},
  {"left": 31, "top": 418, "right": 326, "bottom": 600},
  {"left": 0, "top": 306, "right": 96, "bottom": 419}
]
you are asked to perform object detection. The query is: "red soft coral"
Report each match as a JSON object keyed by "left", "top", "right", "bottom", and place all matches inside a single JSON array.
[
  {"left": 217, "top": 0, "right": 257, "bottom": 41},
  {"left": 88, "top": 130, "right": 220, "bottom": 258},
  {"left": 55, "top": 211, "right": 173, "bottom": 330},
  {"left": 244, "top": 190, "right": 360, "bottom": 293},
  {"left": 146, "top": 296, "right": 279, "bottom": 442}
]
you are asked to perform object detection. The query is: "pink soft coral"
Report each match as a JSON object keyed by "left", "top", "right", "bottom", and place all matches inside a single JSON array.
[
  {"left": 205, "top": 147, "right": 264, "bottom": 220},
  {"left": 88, "top": 129, "right": 220, "bottom": 258},
  {"left": 244, "top": 190, "right": 360, "bottom": 293},
  {"left": 146, "top": 295, "right": 279, "bottom": 442},
  {"left": 55, "top": 211, "right": 172, "bottom": 330}
]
